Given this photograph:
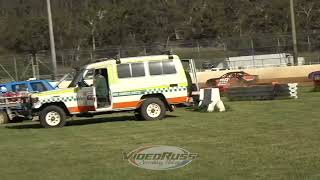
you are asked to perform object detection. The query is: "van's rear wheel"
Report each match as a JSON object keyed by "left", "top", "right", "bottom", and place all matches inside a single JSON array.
[
  {"left": 0, "top": 111, "right": 9, "bottom": 124},
  {"left": 140, "top": 98, "right": 166, "bottom": 121},
  {"left": 39, "top": 106, "right": 66, "bottom": 128}
]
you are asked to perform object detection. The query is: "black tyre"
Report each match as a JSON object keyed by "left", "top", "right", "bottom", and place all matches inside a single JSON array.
[
  {"left": 39, "top": 106, "right": 66, "bottom": 128},
  {"left": 134, "top": 109, "right": 142, "bottom": 120},
  {"left": 0, "top": 111, "right": 9, "bottom": 124},
  {"left": 140, "top": 98, "right": 166, "bottom": 121}
]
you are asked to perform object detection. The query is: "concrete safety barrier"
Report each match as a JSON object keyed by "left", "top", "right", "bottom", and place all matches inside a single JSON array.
[{"left": 199, "top": 88, "right": 225, "bottom": 112}]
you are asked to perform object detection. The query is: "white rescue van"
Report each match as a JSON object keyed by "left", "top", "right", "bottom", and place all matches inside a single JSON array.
[{"left": 31, "top": 55, "right": 190, "bottom": 128}]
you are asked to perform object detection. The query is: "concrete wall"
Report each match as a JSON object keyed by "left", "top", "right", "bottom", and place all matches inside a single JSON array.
[{"left": 196, "top": 64, "right": 320, "bottom": 83}]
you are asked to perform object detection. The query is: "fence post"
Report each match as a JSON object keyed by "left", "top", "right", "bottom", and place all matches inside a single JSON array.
[
  {"left": 35, "top": 54, "right": 40, "bottom": 79},
  {"left": 223, "top": 42, "right": 230, "bottom": 69},
  {"left": 31, "top": 55, "right": 36, "bottom": 79},
  {"left": 307, "top": 35, "right": 311, "bottom": 52},
  {"left": 13, "top": 56, "right": 18, "bottom": 81},
  {"left": 61, "top": 53, "right": 65, "bottom": 73},
  {"left": 144, "top": 47, "right": 147, "bottom": 55},
  {"left": 118, "top": 48, "right": 121, "bottom": 58},
  {"left": 251, "top": 38, "right": 255, "bottom": 68},
  {"left": 197, "top": 40, "right": 200, "bottom": 59},
  {"left": 90, "top": 51, "right": 93, "bottom": 62},
  {"left": 277, "top": 37, "right": 281, "bottom": 53}
]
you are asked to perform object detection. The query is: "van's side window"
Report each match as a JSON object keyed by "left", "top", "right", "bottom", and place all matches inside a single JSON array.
[
  {"left": 149, "top": 60, "right": 176, "bottom": 76},
  {"left": 163, "top": 61, "right": 177, "bottom": 74},
  {"left": 117, "top": 64, "right": 131, "bottom": 78},
  {"left": 84, "top": 69, "right": 95, "bottom": 80},
  {"left": 131, "top": 63, "right": 145, "bottom": 77},
  {"left": 149, "top": 62, "right": 162, "bottom": 75},
  {"left": 117, "top": 63, "right": 145, "bottom": 78}
]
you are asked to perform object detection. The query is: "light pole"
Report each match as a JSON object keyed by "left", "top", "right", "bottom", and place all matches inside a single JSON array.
[
  {"left": 46, "top": 0, "right": 57, "bottom": 79},
  {"left": 290, "top": 0, "right": 299, "bottom": 65}
]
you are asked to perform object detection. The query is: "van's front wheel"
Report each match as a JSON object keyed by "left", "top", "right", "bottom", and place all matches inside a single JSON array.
[
  {"left": 140, "top": 98, "right": 166, "bottom": 121},
  {"left": 39, "top": 106, "right": 66, "bottom": 128}
]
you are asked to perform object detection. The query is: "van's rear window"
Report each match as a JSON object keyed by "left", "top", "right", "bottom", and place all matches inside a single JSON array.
[
  {"left": 149, "top": 60, "right": 176, "bottom": 76},
  {"left": 163, "top": 61, "right": 177, "bottom": 74}
]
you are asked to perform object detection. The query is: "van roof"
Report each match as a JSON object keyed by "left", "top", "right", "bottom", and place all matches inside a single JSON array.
[{"left": 86, "top": 55, "right": 178, "bottom": 69}]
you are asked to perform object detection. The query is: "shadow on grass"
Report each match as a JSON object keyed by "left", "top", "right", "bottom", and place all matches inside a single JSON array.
[
  {"left": 5, "top": 123, "right": 42, "bottom": 129},
  {"left": 5, "top": 115, "right": 178, "bottom": 129},
  {"left": 67, "top": 115, "right": 135, "bottom": 127}
]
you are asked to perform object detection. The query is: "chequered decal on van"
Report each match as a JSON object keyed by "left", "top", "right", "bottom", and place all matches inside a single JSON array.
[
  {"left": 40, "top": 96, "right": 86, "bottom": 104},
  {"left": 38, "top": 86, "right": 188, "bottom": 103},
  {"left": 112, "top": 86, "right": 188, "bottom": 97}
]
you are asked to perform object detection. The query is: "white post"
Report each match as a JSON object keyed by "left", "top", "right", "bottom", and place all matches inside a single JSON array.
[
  {"left": 46, "top": 0, "right": 57, "bottom": 79},
  {"left": 290, "top": 0, "right": 299, "bottom": 66}
]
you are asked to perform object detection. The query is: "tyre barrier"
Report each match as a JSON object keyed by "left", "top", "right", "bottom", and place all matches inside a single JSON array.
[
  {"left": 227, "top": 83, "right": 298, "bottom": 101},
  {"left": 199, "top": 88, "right": 226, "bottom": 112},
  {"left": 274, "top": 83, "right": 298, "bottom": 99}
]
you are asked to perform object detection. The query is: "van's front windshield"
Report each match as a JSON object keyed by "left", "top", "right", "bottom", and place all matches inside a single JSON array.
[{"left": 68, "top": 68, "right": 86, "bottom": 88}]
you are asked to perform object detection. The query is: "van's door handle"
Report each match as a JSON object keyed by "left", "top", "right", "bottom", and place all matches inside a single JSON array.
[{"left": 170, "top": 84, "right": 178, "bottom": 87}]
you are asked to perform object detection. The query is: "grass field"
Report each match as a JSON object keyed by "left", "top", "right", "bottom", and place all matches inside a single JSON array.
[{"left": 1, "top": 87, "right": 320, "bottom": 180}]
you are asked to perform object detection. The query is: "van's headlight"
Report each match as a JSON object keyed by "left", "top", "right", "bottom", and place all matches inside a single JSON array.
[{"left": 31, "top": 97, "right": 39, "bottom": 104}]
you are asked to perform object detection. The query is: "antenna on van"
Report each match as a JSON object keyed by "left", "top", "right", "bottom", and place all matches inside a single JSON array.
[
  {"left": 161, "top": 49, "right": 174, "bottom": 59},
  {"left": 162, "top": 50, "right": 172, "bottom": 55},
  {"left": 114, "top": 54, "right": 121, "bottom": 64},
  {"left": 94, "top": 55, "right": 121, "bottom": 64}
]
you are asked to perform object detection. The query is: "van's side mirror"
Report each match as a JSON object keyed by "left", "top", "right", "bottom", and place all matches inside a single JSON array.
[{"left": 77, "top": 81, "right": 83, "bottom": 88}]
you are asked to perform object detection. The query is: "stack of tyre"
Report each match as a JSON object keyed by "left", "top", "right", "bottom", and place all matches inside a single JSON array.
[{"left": 226, "top": 84, "right": 298, "bottom": 101}]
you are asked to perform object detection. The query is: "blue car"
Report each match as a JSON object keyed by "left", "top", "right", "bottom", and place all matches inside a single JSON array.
[{"left": 0, "top": 80, "right": 57, "bottom": 93}]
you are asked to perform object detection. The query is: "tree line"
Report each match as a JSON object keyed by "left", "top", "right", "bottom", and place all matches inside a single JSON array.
[{"left": 0, "top": 0, "right": 319, "bottom": 55}]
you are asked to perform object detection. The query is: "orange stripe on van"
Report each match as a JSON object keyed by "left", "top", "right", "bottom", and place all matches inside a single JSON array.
[
  {"left": 167, "top": 96, "right": 188, "bottom": 104},
  {"left": 68, "top": 106, "right": 95, "bottom": 113},
  {"left": 113, "top": 97, "right": 188, "bottom": 109},
  {"left": 113, "top": 100, "right": 143, "bottom": 109},
  {"left": 69, "top": 96, "right": 189, "bottom": 113}
]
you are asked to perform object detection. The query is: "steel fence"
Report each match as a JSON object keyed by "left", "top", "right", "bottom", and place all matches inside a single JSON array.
[{"left": 1, "top": 33, "right": 320, "bottom": 82}]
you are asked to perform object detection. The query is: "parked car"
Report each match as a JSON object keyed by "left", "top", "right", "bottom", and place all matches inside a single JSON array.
[
  {"left": 0, "top": 80, "right": 56, "bottom": 94},
  {"left": 205, "top": 71, "right": 259, "bottom": 93}
]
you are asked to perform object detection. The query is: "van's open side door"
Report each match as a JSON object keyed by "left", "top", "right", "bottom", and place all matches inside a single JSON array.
[
  {"left": 76, "top": 86, "right": 97, "bottom": 113},
  {"left": 181, "top": 59, "right": 200, "bottom": 92}
]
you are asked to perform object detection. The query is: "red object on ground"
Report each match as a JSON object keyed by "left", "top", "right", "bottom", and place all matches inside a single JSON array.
[
  {"left": 205, "top": 71, "right": 259, "bottom": 93},
  {"left": 2, "top": 91, "right": 30, "bottom": 103},
  {"left": 3, "top": 92, "right": 17, "bottom": 97}
]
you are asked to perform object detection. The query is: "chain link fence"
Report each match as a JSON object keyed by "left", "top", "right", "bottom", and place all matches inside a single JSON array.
[{"left": 1, "top": 33, "right": 320, "bottom": 83}]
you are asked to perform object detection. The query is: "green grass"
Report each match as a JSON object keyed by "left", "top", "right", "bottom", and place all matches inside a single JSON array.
[{"left": 1, "top": 87, "right": 320, "bottom": 180}]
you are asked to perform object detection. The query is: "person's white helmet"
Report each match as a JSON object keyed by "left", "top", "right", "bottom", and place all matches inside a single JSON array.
[{"left": 0, "top": 86, "right": 7, "bottom": 93}]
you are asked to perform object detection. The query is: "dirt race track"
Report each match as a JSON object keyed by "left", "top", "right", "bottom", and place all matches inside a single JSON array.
[
  {"left": 197, "top": 64, "right": 320, "bottom": 87},
  {"left": 257, "top": 77, "right": 312, "bottom": 86}
]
